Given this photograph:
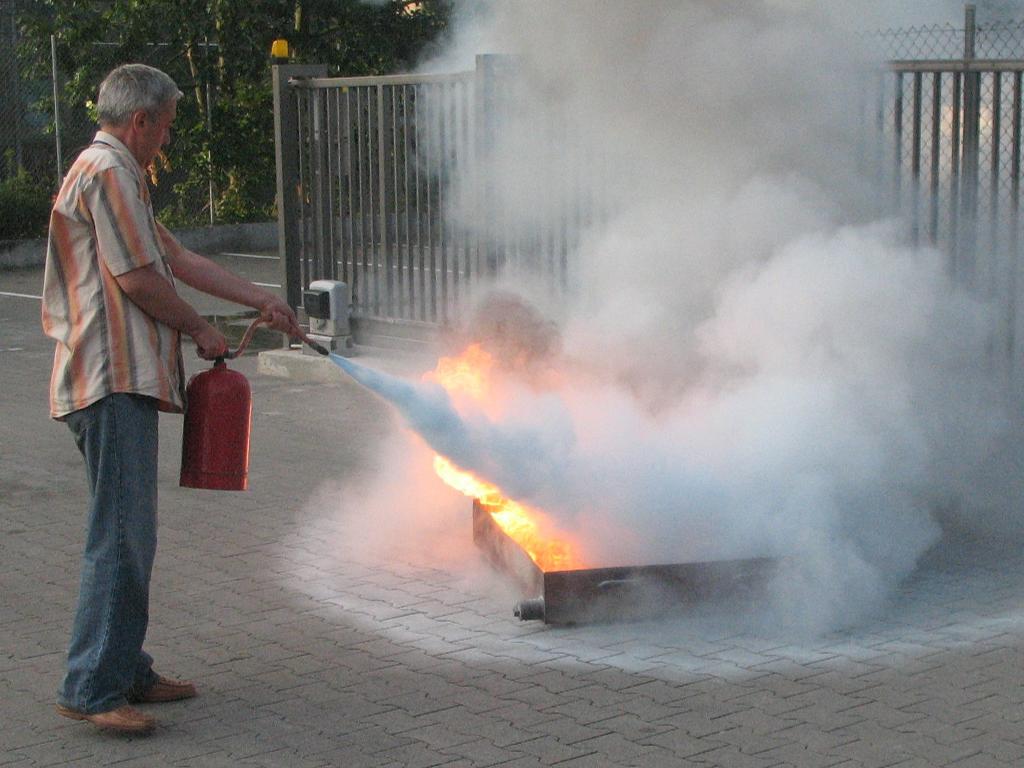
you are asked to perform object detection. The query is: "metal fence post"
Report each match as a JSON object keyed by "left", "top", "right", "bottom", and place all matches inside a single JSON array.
[
  {"left": 3, "top": 7, "right": 23, "bottom": 174},
  {"left": 377, "top": 83, "right": 392, "bottom": 317},
  {"left": 50, "top": 35, "right": 63, "bottom": 185},
  {"left": 273, "top": 63, "right": 327, "bottom": 311},
  {"left": 310, "top": 87, "right": 333, "bottom": 282},
  {"left": 960, "top": 3, "right": 980, "bottom": 285},
  {"left": 203, "top": 36, "right": 214, "bottom": 226},
  {"left": 474, "top": 54, "right": 499, "bottom": 278},
  {"left": 1010, "top": 70, "right": 1022, "bottom": 377}
]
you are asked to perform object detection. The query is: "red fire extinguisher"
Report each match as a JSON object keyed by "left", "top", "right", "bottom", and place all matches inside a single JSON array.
[{"left": 179, "top": 318, "right": 266, "bottom": 491}]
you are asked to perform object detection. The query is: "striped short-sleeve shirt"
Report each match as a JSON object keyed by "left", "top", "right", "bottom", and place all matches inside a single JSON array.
[{"left": 42, "top": 131, "right": 186, "bottom": 419}]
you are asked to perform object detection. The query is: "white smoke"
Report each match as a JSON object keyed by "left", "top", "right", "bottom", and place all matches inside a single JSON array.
[{"left": 329, "top": 1, "right": 1019, "bottom": 633}]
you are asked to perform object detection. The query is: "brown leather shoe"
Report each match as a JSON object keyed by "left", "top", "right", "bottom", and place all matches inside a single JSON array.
[
  {"left": 129, "top": 675, "right": 197, "bottom": 704},
  {"left": 55, "top": 703, "right": 156, "bottom": 734}
]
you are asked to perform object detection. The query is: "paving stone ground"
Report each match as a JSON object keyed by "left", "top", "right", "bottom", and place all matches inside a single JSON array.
[{"left": 2, "top": 268, "right": 1024, "bottom": 767}]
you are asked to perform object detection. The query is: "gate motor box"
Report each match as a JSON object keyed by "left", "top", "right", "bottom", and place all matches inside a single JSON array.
[{"left": 303, "top": 280, "right": 353, "bottom": 355}]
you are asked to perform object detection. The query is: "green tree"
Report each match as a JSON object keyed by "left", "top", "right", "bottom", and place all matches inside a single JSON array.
[{"left": 17, "top": 0, "right": 451, "bottom": 225}]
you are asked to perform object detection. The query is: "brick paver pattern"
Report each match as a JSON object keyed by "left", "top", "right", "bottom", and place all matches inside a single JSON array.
[{"left": 2, "top": 285, "right": 1024, "bottom": 768}]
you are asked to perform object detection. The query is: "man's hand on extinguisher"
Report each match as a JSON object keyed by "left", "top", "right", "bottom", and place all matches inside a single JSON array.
[{"left": 189, "top": 320, "right": 229, "bottom": 360}]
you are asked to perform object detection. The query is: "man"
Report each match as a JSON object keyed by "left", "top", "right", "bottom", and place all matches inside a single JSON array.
[{"left": 42, "top": 63, "right": 302, "bottom": 735}]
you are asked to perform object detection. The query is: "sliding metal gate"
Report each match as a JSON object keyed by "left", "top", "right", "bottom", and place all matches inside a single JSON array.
[
  {"left": 273, "top": 55, "right": 590, "bottom": 342},
  {"left": 274, "top": 63, "right": 474, "bottom": 336}
]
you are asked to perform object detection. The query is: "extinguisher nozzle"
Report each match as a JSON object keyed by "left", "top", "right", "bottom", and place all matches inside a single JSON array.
[{"left": 306, "top": 339, "right": 330, "bottom": 356}]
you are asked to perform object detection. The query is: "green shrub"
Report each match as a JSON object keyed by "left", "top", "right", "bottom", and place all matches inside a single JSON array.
[{"left": 0, "top": 171, "right": 51, "bottom": 240}]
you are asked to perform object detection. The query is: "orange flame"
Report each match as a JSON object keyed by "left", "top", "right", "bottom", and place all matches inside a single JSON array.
[
  {"left": 433, "top": 456, "right": 582, "bottom": 571},
  {"left": 426, "top": 344, "right": 582, "bottom": 571},
  {"left": 424, "top": 342, "right": 494, "bottom": 400}
]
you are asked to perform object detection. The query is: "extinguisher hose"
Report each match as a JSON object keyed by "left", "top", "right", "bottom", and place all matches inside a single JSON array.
[
  {"left": 217, "top": 317, "right": 331, "bottom": 361},
  {"left": 222, "top": 317, "right": 267, "bottom": 360}
]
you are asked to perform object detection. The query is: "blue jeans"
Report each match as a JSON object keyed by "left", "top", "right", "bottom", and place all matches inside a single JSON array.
[{"left": 58, "top": 393, "right": 161, "bottom": 714}]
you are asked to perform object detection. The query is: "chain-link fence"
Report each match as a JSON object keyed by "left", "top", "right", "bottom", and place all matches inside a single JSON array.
[
  {"left": 858, "top": 5, "right": 1024, "bottom": 384},
  {"left": 861, "top": 17, "right": 1024, "bottom": 60},
  {"left": 1, "top": 0, "right": 245, "bottom": 229},
  {"left": 0, "top": 1, "right": 52, "bottom": 187}
]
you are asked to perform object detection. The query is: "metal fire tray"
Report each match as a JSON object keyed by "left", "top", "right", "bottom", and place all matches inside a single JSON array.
[{"left": 472, "top": 500, "right": 778, "bottom": 625}]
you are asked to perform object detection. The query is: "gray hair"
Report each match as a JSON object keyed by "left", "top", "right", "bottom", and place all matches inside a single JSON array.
[{"left": 96, "top": 64, "right": 183, "bottom": 127}]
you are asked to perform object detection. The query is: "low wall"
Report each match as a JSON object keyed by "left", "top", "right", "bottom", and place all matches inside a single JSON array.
[
  {"left": 0, "top": 221, "right": 278, "bottom": 270},
  {"left": 169, "top": 222, "right": 277, "bottom": 255},
  {"left": 0, "top": 238, "right": 46, "bottom": 269}
]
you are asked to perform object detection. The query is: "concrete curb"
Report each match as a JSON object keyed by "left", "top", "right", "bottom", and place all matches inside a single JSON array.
[{"left": 258, "top": 348, "right": 346, "bottom": 384}]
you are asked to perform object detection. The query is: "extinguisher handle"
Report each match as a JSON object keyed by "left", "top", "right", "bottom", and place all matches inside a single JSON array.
[
  {"left": 205, "top": 317, "right": 330, "bottom": 361},
  {"left": 223, "top": 317, "right": 268, "bottom": 360}
]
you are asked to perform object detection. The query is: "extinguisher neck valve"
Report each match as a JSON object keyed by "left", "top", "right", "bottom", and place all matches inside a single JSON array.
[{"left": 214, "top": 357, "right": 226, "bottom": 367}]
